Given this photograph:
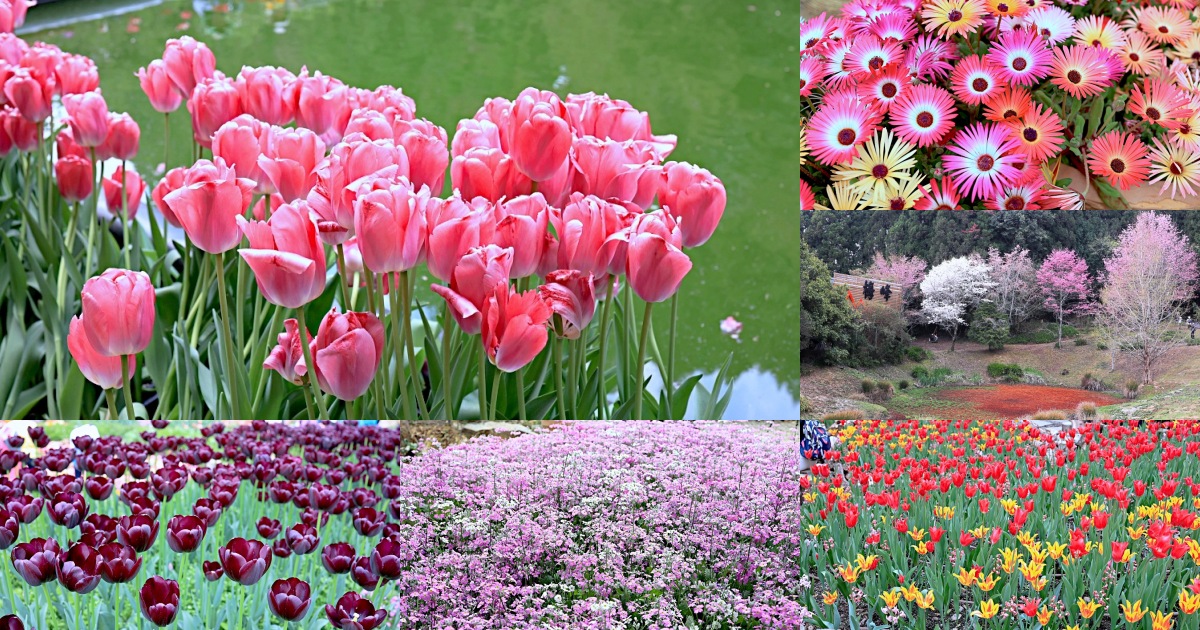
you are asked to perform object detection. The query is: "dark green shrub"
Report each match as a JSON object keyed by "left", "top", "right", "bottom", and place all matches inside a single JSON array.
[
  {"left": 987, "top": 363, "right": 1024, "bottom": 382},
  {"left": 1097, "top": 342, "right": 1108, "bottom": 350},
  {"left": 861, "top": 379, "right": 876, "bottom": 395},
  {"left": 898, "top": 380, "right": 909, "bottom": 390},
  {"left": 1074, "top": 338, "right": 1087, "bottom": 346},
  {"left": 968, "top": 301, "right": 1009, "bottom": 351},
  {"left": 911, "top": 366, "right": 929, "bottom": 380},
  {"left": 905, "top": 346, "right": 929, "bottom": 362}
]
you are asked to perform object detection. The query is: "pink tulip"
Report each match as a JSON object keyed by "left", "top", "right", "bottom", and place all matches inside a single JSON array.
[
  {"left": 0, "top": 32, "right": 27, "bottom": 66},
  {"left": 449, "top": 146, "right": 531, "bottom": 202},
  {"left": 4, "top": 66, "right": 52, "bottom": 122},
  {"left": 0, "top": 105, "right": 35, "bottom": 152},
  {"left": 80, "top": 269, "right": 157, "bottom": 357},
  {"left": 188, "top": 75, "right": 242, "bottom": 148},
  {"left": 425, "top": 199, "right": 494, "bottom": 283},
  {"left": 450, "top": 119, "right": 502, "bottom": 158},
  {"left": 97, "top": 112, "right": 139, "bottom": 161},
  {"left": 56, "top": 128, "right": 86, "bottom": 159},
  {"left": 431, "top": 245, "right": 513, "bottom": 335},
  {"left": 237, "top": 201, "right": 327, "bottom": 309},
  {"left": 353, "top": 178, "right": 428, "bottom": 274},
  {"left": 257, "top": 126, "right": 324, "bottom": 203},
  {"left": 508, "top": 88, "right": 571, "bottom": 182},
  {"left": 68, "top": 315, "right": 132, "bottom": 389},
  {"left": 602, "top": 210, "right": 678, "bottom": 278},
  {"left": 102, "top": 166, "right": 146, "bottom": 219},
  {"left": 0, "top": 0, "right": 33, "bottom": 34},
  {"left": 393, "top": 118, "right": 448, "bottom": 193},
  {"left": 310, "top": 309, "right": 385, "bottom": 401},
  {"left": 63, "top": 90, "right": 110, "bottom": 148},
  {"left": 538, "top": 270, "right": 596, "bottom": 339},
  {"left": 481, "top": 287, "right": 551, "bottom": 372},
  {"left": 213, "top": 115, "right": 272, "bottom": 190},
  {"left": 626, "top": 232, "right": 691, "bottom": 303},
  {"left": 162, "top": 157, "right": 255, "bottom": 254},
  {"left": 361, "top": 85, "right": 416, "bottom": 123},
  {"left": 564, "top": 92, "right": 677, "bottom": 158},
  {"left": 56, "top": 54, "right": 100, "bottom": 96},
  {"left": 660, "top": 162, "right": 726, "bottom": 248},
  {"left": 55, "top": 155, "right": 93, "bottom": 203},
  {"left": 493, "top": 193, "right": 551, "bottom": 279},
  {"left": 21, "top": 42, "right": 60, "bottom": 82},
  {"left": 555, "top": 194, "right": 626, "bottom": 279},
  {"left": 136, "top": 60, "right": 183, "bottom": 114},
  {"left": 237, "top": 66, "right": 297, "bottom": 126},
  {"left": 343, "top": 108, "right": 393, "bottom": 142},
  {"left": 293, "top": 70, "right": 350, "bottom": 143},
  {"left": 263, "top": 318, "right": 309, "bottom": 385},
  {"left": 161, "top": 36, "right": 216, "bottom": 98},
  {"left": 471, "top": 96, "right": 513, "bottom": 150},
  {"left": 152, "top": 167, "right": 186, "bottom": 228},
  {"left": 306, "top": 135, "right": 405, "bottom": 243},
  {"left": 570, "top": 136, "right": 661, "bottom": 209}
]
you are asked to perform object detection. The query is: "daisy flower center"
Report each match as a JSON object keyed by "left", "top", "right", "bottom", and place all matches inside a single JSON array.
[
  {"left": 936, "top": 204, "right": 953, "bottom": 210},
  {"left": 1146, "top": 107, "right": 1161, "bottom": 121},
  {"left": 1110, "top": 158, "right": 1126, "bottom": 173},
  {"left": 872, "top": 164, "right": 890, "bottom": 178},
  {"left": 869, "top": 56, "right": 885, "bottom": 70},
  {"left": 1005, "top": 196, "right": 1026, "bottom": 210},
  {"left": 1171, "top": 161, "right": 1184, "bottom": 176},
  {"left": 1182, "top": 124, "right": 1193, "bottom": 134},
  {"left": 1193, "top": 52, "right": 1200, "bottom": 61},
  {"left": 1130, "top": 53, "right": 1141, "bottom": 62},
  {"left": 1003, "top": 109, "right": 1018, "bottom": 119},
  {"left": 1159, "top": 25, "right": 1170, "bottom": 34},
  {"left": 972, "top": 77, "right": 990, "bottom": 92},
  {"left": 890, "top": 197, "right": 906, "bottom": 210},
  {"left": 1023, "top": 128, "right": 1039, "bottom": 142},
  {"left": 916, "top": 112, "right": 935, "bottom": 128},
  {"left": 947, "top": 9, "right": 963, "bottom": 22},
  {"left": 837, "top": 128, "right": 857, "bottom": 146},
  {"left": 1012, "top": 58, "right": 1028, "bottom": 71},
  {"left": 1067, "top": 70, "right": 1082, "bottom": 84},
  {"left": 805, "top": 38, "right": 819, "bottom": 49},
  {"left": 977, "top": 155, "right": 995, "bottom": 172},
  {"left": 998, "top": 2, "right": 1010, "bottom": 11},
  {"left": 882, "top": 83, "right": 898, "bottom": 98},
  {"left": 1041, "top": 28, "right": 1051, "bottom": 38},
  {"left": 799, "top": 79, "right": 807, "bottom": 89},
  {"left": 1092, "top": 39, "right": 1102, "bottom": 46}
]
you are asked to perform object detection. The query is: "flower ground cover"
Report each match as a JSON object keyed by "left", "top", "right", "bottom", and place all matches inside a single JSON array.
[
  {"left": 806, "top": 420, "right": 1200, "bottom": 629},
  {"left": 0, "top": 420, "right": 810, "bottom": 629}
]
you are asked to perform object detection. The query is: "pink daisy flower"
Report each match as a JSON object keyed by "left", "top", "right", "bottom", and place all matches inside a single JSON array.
[
  {"left": 914, "top": 176, "right": 963, "bottom": 209},
  {"left": 890, "top": 84, "right": 957, "bottom": 148},
  {"left": 807, "top": 97, "right": 882, "bottom": 165},
  {"left": 868, "top": 13, "right": 919, "bottom": 43},
  {"left": 1087, "top": 131, "right": 1151, "bottom": 192},
  {"left": 1005, "top": 104, "right": 1065, "bottom": 163},
  {"left": 844, "top": 36, "right": 906, "bottom": 77},
  {"left": 951, "top": 55, "right": 1003, "bottom": 106},
  {"left": 986, "top": 28, "right": 1052, "bottom": 86},
  {"left": 1050, "top": 45, "right": 1116, "bottom": 99},
  {"left": 942, "top": 123, "right": 1023, "bottom": 201},
  {"left": 982, "top": 181, "right": 1048, "bottom": 210},
  {"left": 857, "top": 67, "right": 909, "bottom": 113},
  {"left": 906, "top": 35, "right": 958, "bottom": 82},
  {"left": 800, "top": 180, "right": 817, "bottom": 211},
  {"left": 799, "top": 13, "right": 838, "bottom": 56},
  {"left": 1129, "top": 78, "right": 1193, "bottom": 128},
  {"left": 799, "top": 57, "right": 828, "bottom": 98}
]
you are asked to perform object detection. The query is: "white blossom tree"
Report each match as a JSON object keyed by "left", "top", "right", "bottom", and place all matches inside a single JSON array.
[
  {"left": 920, "top": 256, "right": 995, "bottom": 351},
  {"left": 986, "top": 247, "right": 1040, "bottom": 331}
]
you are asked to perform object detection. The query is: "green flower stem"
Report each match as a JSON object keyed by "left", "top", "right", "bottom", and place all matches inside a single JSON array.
[
  {"left": 516, "top": 367, "right": 527, "bottom": 421},
  {"left": 301, "top": 384, "right": 317, "bottom": 421},
  {"left": 252, "top": 305, "right": 288, "bottom": 411},
  {"left": 477, "top": 342, "right": 489, "bottom": 422},
  {"left": 163, "top": 113, "right": 170, "bottom": 170},
  {"left": 552, "top": 334, "right": 567, "bottom": 421},
  {"left": 443, "top": 317, "right": 454, "bottom": 421},
  {"left": 121, "top": 159, "right": 131, "bottom": 269},
  {"left": 105, "top": 388, "right": 118, "bottom": 420},
  {"left": 594, "top": 277, "right": 615, "bottom": 420},
  {"left": 235, "top": 252, "right": 247, "bottom": 356},
  {"left": 214, "top": 251, "right": 242, "bottom": 418},
  {"left": 490, "top": 368, "right": 501, "bottom": 421},
  {"left": 188, "top": 261, "right": 216, "bottom": 347},
  {"left": 402, "top": 271, "right": 430, "bottom": 420},
  {"left": 634, "top": 302, "right": 654, "bottom": 420},
  {"left": 121, "top": 355, "right": 136, "bottom": 420},
  {"left": 666, "top": 291, "right": 679, "bottom": 405},
  {"left": 390, "top": 276, "right": 415, "bottom": 420},
  {"left": 335, "top": 243, "right": 351, "bottom": 310},
  {"left": 297, "top": 303, "right": 330, "bottom": 420}
]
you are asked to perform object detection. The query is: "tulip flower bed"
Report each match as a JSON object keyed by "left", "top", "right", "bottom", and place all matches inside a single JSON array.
[
  {"left": 802, "top": 420, "right": 1200, "bottom": 630},
  {"left": 798, "top": 0, "right": 1200, "bottom": 209},
  {"left": 0, "top": 420, "right": 808, "bottom": 629},
  {"left": 0, "top": 11, "right": 733, "bottom": 420}
]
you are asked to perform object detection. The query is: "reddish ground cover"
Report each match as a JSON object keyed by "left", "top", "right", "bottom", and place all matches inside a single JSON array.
[{"left": 934, "top": 384, "right": 1122, "bottom": 418}]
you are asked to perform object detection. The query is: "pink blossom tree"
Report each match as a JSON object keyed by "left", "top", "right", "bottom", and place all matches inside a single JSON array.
[
  {"left": 865, "top": 252, "right": 928, "bottom": 288},
  {"left": 1037, "top": 249, "right": 1092, "bottom": 347},
  {"left": 987, "top": 247, "right": 1040, "bottom": 330},
  {"left": 1100, "top": 212, "right": 1200, "bottom": 384}
]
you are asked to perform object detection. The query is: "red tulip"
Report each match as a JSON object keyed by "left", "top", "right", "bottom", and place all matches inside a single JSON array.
[
  {"left": 139, "top": 576, "right": 180, "bottom": 627},
  {"left": 10, "top": 537, "right": 60, "bottom": 586},
  {"left": 213, "top": 114, "right": 272, "bottom": 189},
  {"left": 310, "top": 309, "right": 385, "bottom": 401},
  {"left": 163, "top": 157, "right": 255, "bottom": 254},
  {"left": 166, "top": 515, "right": 206, "bottom": 553},
  {"left": 56, "top": 128, "right": 87, "bottom": 159},
  {"left": 264, "top": 318, "right": 310, "bottom": 385},
  {"left": 237, "top": 65, "right": 297, "bottom": 126},
  {"left": 320, "top": 542, "right": 355, "bottom": 574},
  {"left": 3, "top": 67, "right": 52, "bottom": 122},
  {"left": 56, "top": 542, "right": 102, "bottom": 594},
  {"left": 538, "top": 270, "right": 596, "bottom": 339},
  {"left": 97, "top": 543, "right": 142, "bottom": 583},
  {"left": 660, "top": 161, "right": 726, "bottom": 248},
  {"left": 353, "top": 177, "right": 429, "bottom": 274},
  {"left": 218, "top": 537, "right": 272, "bottom": 585},
  {"left": 97, "top": 112, "right": 140, "bottom": 161},
  {"left": 626, "top": 231, "right": 691, "bottom": 303},
  {"left": 151, "top": 167, "right": 186, "bottom": 227},
  {"left": 257, "top": 126, "right": 324, "bottom": 202},
  {"left": 481, "top": 286, "right": 551, "bottom": 373},
  {"left": 508, "top": 88, "right": 571, "bottom": 182},
  {"left": 237, "top": 201, "right": 327, "bottom": 308},
  {"left": 161, "top": 35, "right": 215, "bottom": 96},
  {"left": 136, "top": 59, "right": 183, "bottom": 114},
  {"left": 293, "top": 70, "right": 350, "bottom": 142},
  {"left": 394, "top": 117, "right": 449, "bottom": 192},
  {"left": 116, "top": 514, "right": 159, "bottom": 553},
  {"left": 326, "top": 592, "right": 388, "bottom": 630},
  {"left": 493, "top": 193, "right": 552, "bottom": 279},
  {"left": 450, "top": 146, "right": 532, "bottom": 202},
  {"left": 431, "top": 245, "right": 514, "bottom": 336},
  {"left": 80, "top": 269, "right": 156, "bottom": 357},
  {"left": 55, "top": 155, "right": 94, "bottom": 202},
  {"left": 102, "top": 166, "right": 146, "bottom": 218},
  {"left": 63, "top": 90, "right": 110, "bottom": 147},
  {"left": 268, "top": 577, "right": 312, "bottom": 621},
  {"left": 188, "top": 75, "right": 242, "bottom": 148}
]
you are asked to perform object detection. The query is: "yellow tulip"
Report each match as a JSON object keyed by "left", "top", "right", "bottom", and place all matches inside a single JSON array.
[
  {"left": 838, "top": 564, "right": 860, "bottom": 583},
  {"left": 1037, "top": 606, "right": 1053, "bottom": 625},
  {"left": 1029, "top": 575, "right": 1048, "bottom": 591},
  {"left": 806, "top": 524, "right": 825, "bottom": 537},
  {"left": 908, "top": 527, "right": 927, "bottom": 542},
  {"left": 973, "top": 600, "right": 1000, "bottom": 620},
  {"left": 915, "top": 590, "right": 935, "bottom": 610},
  {"left": 901, "top": 583, "right": 920, "bottom": 603},
  {"left": 954, "top": 567, "right": 977, "bottom": 587},
  {"left": 1180, "top": 589, "right": 1200, "bottom": 615},
  {"left": 823, "top": 591, "right": 839, "bottom": 606},
  {"left": 1000, "top": 547, "right": 1019, "bottom": 574},
  {"left": 1123, "top": 600, "right": 1148, "bottom": 623},
  {"left": 1047, "top": 542, "right": 1067, "bottom": 560},
  {"left": 977, "top": 573, "right": 1000, "bottom": 592},
  {"left": 1067, "top": 625, "right": 1081, "bottom": 630},
  {"left": 880, "top": 590, "right": 901, "bottom": 608},
  {"left": 1129, "top": 525, "right": 1147, "bottom": 540},
  {"left": 855, "top": 554, "right": 878, "bottom": 573},
  {"left": 1151, "top": 610, "right": 1175, "bottom": 630},
  {"left": 1077, "top": 597, "right": 1102, "bottom": 620}
]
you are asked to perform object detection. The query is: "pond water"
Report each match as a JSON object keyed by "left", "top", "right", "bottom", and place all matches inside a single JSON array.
[{"left": 21, "top": 0, "right": 800, "bottom": 419}]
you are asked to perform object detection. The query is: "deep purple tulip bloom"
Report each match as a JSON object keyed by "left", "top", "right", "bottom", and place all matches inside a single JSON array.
[
  {"left": 350, "top": 555, "right": 379, "bottom": 590},
  {"left": 7, "top": 495, "right": 43, "bottom": 524},
  {"left": 308, "top": 483, "right": 338, "bottom": 511},
  {"left": 98, "top": 542, "right": 142, "bottom": 583},
  {"left": 268, "top": 577, "right": 312, "bottom": 621},
  {"left": 271, "top": 538, "right": 292, "bottom": 558},
  {"left": 326, "top": 592, "right": 388, "bottom": 630},
  {"left": 80, "top": 513, "right": 118, "bottom": 539},
  {"left": 5, "top": 436, "right": 23, "bottom": 449},
  {"left": 0, "top": 509, "right": 18, "bottom": 550},
  {"left": 256, "top": 516, "right": 281, "bottom": 539},
  {"left": 73, "top": 434, "right": 95, "bottom": 451},
  {"left": 57, "top": 542, "right": 102, "bottom": 594},
  {"left": 218, "top": 537, "right": 272, "bottom": 585},
  {"left": 0, "top": 614, "right": 23, "bottom": 629},
  {"left": 285, "top": 523, "right": 319, "bottom": 555},
  {"left": 192, "top": 497, "right": 222, "bottom": 528},
  {"left": 74, "top": 532, "right": 113, "bottom": 548},
  {"left": 268, "top": 481, "right": 294, "bottom": 503},
  {"left": 48, "top": 492, "right": 89, "bottom": 529},
  {"left": 166, "top": 515, "right": 206, "bottom": 553},
  {"left": 352, "top": 507, "right": 385, "bottom": 537},
  {"left": 369, "top": 539, "right": 405, "bottom": 581},
  {"left": 139, "top": 576, "right": 180, "bottom": 627},
  {"left": 10, "top": 537, "right": 61, "bottom": 586},
  {"left": 28, "top": 427, "right": 49, "bottom": 448},
  {"left": 120, "top": 481, "right": 151, "bottom": 506},
  {"left": 117, "top": 514, "right": 159, "bottom": 552},
  {"left": 320, "top": 542, "right": 355, "bottom": 574},
  {"left": 202, "top": 560, "right": 224, "bottom": 581},
  {"left": 84, "top": 476, "right": 114, "bottom": 501},
  {"left": 151, "top": 420, "right": 170, "bottom": 429},
  {"left": 40, "top": 475, "right": 81, "bottom": 498}
]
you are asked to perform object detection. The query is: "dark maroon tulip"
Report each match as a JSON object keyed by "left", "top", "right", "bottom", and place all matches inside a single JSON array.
[
  {"left": 268, "top": 577, "right": 312, "bottom": 622},
  {"left": 72, "top": 433, "right": 95, "bottom": 451},
  {"left": 381, "top": 523, "right": 403, "bottom": 540},
  {"left": 256, "top": 516, "right": 282, "bottom": 539},
  {"left": 299, "top": 508, "right": 329, "bottom": 528},
  {"left": 326, "top": 592, "right": 388, "bottom": 630},
  {"left": 151, "top": 420, "right": 170, "bottom": 429},
  {"left": 369, "top": 539, "right": 404, "bottom": 581},
  {"left": 202, "top": 560, "right": 224, "bottom": 581},
  {"left": 7, "top": 495, "right": 43, "bottom": 524},
  {"left": 0, "top": 614, "right": 23, "bottom": 629},
  {"left": 218, "top": 537, "right": 272, "bottom": 585},
  {"left": 268, "top": 481, "right": 294, "bottom": 503},
  {"left": 139, "top": 576, "right": 180, "bottom": 627},
  {"left": 285, "top": 523, "right": 319, "bottom": 555},
  {"left": 325, "top": 469, "right": 347, "bottom": 485},
  {"left": 116, "top": 514, "right": 159, "bottom": 552},
  {"left": 80, "top": 513, "right": 118, "bottom": 538},
  {"left": 41, "top": 475, "right": 82, "bottom": 499},
  {"left": 308, "top": 483, "right": 338, "bottom": 511},
  {"left": 121, "top": 481, "right": 151, "bottom": 506},
  {"left": 48, "top": 492, "right": 89, "bottom": 529},
  {"left": 192, "top": 498, "right": 222, "bottom": 527},
  {"left": 10, "top": 537, "right": 61, "bottom": 586},
  {"left": 190, "top": 467, "right": 214, "bottom": 487},
  {"left": 271, "top": 538, "right": 292, "bottom": 558},
  {"left": 100, "top": 457, "right": 127, "bottom": 479},
  {"left": 128, "top": 461, "right": 151, "bottom": 479},
  {"left": 97, "top": 542, "right": 142, "bottom": 583},
  {"left": 84, "top": 476, "right": 114, "bottom": 501},
  {"left": 129, "top": 498, "right": 161, "bottom": 520},
  {"left": 208, "top": 483, "right": 237, "bottom": 508},
  {"left": 5, "top": 436, "right": 23, "bottom": 449},
  {"left": 166, "top": 515, "right": 206, "bottom": 553},
  {"left": 0, "top": 509, "right": 18, "bottom": 550},
  {"left": 352, "top": 507, "right": 385, "bottom": 537},
  {"left": 42, "top": 453, "right": 72, "bottom": 473},
  {"left": 74, "top": 532, "right": 113, "bottom": 549},
  {"left": 351, "top": 487, "right": 378, "bottom": 508},
  {"left": 28, "top": 427, "right": 49, "bottom": 448},
  {"left": 321, "top": 542, "right": 355, "bottom": 574},
  {"left": 57, "top": 542, "right": 102, "bottom": 594},
  {"left": 350, "top": 555, "right": 379, "bottom": 590}
]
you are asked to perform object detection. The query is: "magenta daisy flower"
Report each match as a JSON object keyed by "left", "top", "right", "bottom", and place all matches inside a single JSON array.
[
  {"left": 1050, "top": 45, "right": 1116, "bottom": 99},
  {"left": 857, "top": 67, "right": 909, "bottom": 113},
  {"left": 906, "top": 35, "right": 958, "bottom": 82},
  {"left": 800, "top": 180, "right": 817, "bottom": 211},
  {"left": 951, "top": 55, "right": 1002, "bottom": 106},
  {"left": 807, "top": 97, "right": 882, "bottom": 165},
  {"left": 799, "top": 57, "right": 828, "bottom": 98},
  {"left": 914, "top": 176, "right": 963, "bottom": 210},
  {"left": 1129, "top": 78, "right": 1192, "bottom": 128},
  {"left": 942, "top": 123, "right": 1023, "bottom": 201},
  {"left": 983, "top": 181, "right": 1048, "bottom": 210},
  {"left": 845, "top": 36, "right": 906, "bottom": 77},
  {"left": 986, "top": 28, "right": 1052, "bottom": 86},
  {"left": 890, "top": 84, "right": 956, "bottom": 148},
  {"left": 868, "top": 13, "right": 919, "bottom": 43},
  {"left": 799, "top": 13, "right": 837, "bottom": 57}
]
